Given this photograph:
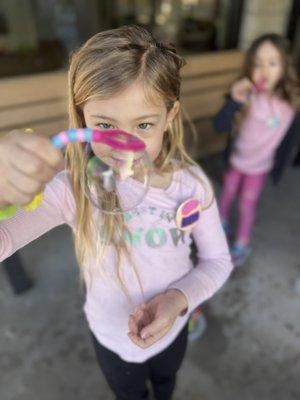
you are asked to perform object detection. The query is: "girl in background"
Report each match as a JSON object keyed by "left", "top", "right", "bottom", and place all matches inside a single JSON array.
[{"left": 214, "top": 33, "right": 300, "bottom": 267}]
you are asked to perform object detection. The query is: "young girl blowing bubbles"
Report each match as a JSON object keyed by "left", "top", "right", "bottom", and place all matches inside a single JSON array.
[
  {"left": 214, "top": 33, "right": 300, "bottom": 267},
  {"left": 0, "top": 26, "right": 233, "bottom": 400}
]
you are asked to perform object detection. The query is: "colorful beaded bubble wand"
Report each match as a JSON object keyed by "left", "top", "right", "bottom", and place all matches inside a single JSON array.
[{"left": 0, "top": 128, "right": 148, "bottom": 221}]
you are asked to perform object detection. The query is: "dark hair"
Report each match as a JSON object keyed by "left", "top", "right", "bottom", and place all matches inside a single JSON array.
[{"left": 242, "top": 33, "right": 299, "bottom": 109}]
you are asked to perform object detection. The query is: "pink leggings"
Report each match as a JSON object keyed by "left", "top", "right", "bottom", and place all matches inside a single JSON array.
[{"left": 219, "top": 167, "right": 268, "bottom": 245}]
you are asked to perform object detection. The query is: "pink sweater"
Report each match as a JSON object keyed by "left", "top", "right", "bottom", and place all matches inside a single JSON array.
[
  {"left": 230, "top": 93, "right": 295, "bottom": 174},
  {"left": 0, "top": 166, "right": 233, "bottom": 362}
]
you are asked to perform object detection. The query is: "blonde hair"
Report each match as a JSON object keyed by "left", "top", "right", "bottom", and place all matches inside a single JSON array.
[{"left": 65, "top": 25, "right": 211, "bottom": 293}]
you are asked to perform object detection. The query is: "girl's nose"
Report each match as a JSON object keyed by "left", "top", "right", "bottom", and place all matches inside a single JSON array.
[
  {"left": 261, "top": 64, "right": 270, "bottom": 74},
  {"left": 120, "top": 126, "right": 135, "bottom": 136}
]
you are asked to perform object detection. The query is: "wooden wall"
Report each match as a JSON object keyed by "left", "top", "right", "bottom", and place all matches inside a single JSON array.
[{"left": 0, "top": 50, "right": 244, "bottom": 158}]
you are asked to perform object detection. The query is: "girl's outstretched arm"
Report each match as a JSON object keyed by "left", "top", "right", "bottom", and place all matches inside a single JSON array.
[{"left": 0, "top": 172, "right": 75, "bottom": 262}]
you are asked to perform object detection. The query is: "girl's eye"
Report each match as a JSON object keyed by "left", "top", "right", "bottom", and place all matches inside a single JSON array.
[
  {"left": 138, "top": 123, "right": 153, "bottom": 130},
  {"left": 96, "top": 122, "right": 114, "bottom": 130}
]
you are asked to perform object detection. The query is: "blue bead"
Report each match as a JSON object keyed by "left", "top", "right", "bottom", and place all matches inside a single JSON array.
[
  {"left": 68, "top": 129, "right": 78, "bottom": 142},
  {"left": 85, "top": 128, "right": 93, "bottom": 141},
  {"left": 51, "top": 136, "right": 63, "bottom": 149}
]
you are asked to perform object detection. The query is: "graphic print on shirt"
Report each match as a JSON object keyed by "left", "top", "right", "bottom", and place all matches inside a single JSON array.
[
  {"left": 99, "top": 205, "right": 188, "bottom": 249},
  {"left": 125, "top": 206, "right": 187, "bottom": 248},
  {"left": 230, "top": 93, "right": 295, "bottom": 174}
]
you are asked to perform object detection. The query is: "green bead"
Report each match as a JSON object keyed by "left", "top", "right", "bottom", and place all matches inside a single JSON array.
[{"left": 0, "top": 205, "right": 18, "bottom": 221}]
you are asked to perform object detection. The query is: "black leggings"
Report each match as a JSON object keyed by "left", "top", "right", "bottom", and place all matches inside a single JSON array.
[{"left": 91, "top": 324, "right": 188, "bottom": 400}]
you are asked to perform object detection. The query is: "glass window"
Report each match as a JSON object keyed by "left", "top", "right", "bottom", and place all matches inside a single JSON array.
[
  {"left": 0, "top": 0, "right": 79, "bottom": 78},
  {"left": 0, "top": 0, "right": 243, "bottom": 78},
  {"left": 0, "top": 12, "right": 9, "bottom": 35},
  {"left": 104, "top": 0, "right": 241, "bottom": 53}
]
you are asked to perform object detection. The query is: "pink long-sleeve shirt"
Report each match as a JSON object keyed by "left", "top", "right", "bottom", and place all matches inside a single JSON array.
[
  {"left": 230, "top": 93, "right": 295, "bottom": 174},
  {"left": 0, "top": 165, "right": 233, "bottom": 362}
]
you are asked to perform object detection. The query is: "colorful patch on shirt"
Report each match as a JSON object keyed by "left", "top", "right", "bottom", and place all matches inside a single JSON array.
[
  {"left": 176, "top": 198, "right": 201, "bottom": 231},
  {"left": 266, "top": 115, "right": 281, "bottom": 129}
]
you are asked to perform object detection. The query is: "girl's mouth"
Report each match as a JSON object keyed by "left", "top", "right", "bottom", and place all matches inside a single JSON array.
[
  {"left": 255, "top": 78, "right": 268, "bottom": 92},
  {"left": 111, "top": 152, "right": 144, "bottom": 180}
]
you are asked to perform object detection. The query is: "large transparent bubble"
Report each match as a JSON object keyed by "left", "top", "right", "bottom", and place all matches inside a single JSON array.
[{"left": 52, "top": 128, "right": 152, "bottom": 214}]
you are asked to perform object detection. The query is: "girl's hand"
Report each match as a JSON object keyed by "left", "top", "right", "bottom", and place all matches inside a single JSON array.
[
  {"left": 230, "top": 77, "right": 255, "bottom": 104},
  {"left": 0, "top": 130, "right": 64, "bottom": 208},
  {"left": 128, "top": 289, "right": 188, "bottom": 349}
]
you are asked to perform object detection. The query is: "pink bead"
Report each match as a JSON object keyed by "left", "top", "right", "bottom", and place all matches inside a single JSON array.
[
  {"left": 59, "top": 131, "right": 69, "bottom": 145},
  {"left": 77, "top": 129, "right": 86, "bottom": 142}
]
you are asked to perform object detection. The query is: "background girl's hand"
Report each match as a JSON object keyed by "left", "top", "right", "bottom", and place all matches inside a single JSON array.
[
  {"left": 230, "top": 77, "right": 255, "bottom": 104},
  {"left": 128, "top": 289, "right": 188, "bottom": 349},
  {"left": 0, "top": 130, "right": 64, "bottom": 208}
]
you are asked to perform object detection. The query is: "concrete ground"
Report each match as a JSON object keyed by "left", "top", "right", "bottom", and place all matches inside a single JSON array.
[{"left": 1, "top": 157, "right": 300, "bottom": 400}]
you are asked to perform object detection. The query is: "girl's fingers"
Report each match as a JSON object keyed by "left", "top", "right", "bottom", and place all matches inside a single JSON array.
[
  {"left": 131, "top": 309, "right": 148, "bottom": 333},
  {"left": 128, "top": 331, "right": 151, "bottom": 348},
  {"left": 244, "top": 78, "right": 254, "bottom": 88},
  {"left": 128, "top": 326, "right": 169, "bottom": 349},
  {"left": 240, "top": 77, "right": 254, "bottom": 90},
  {"left": 0, "top": 182, "right": 34, "bottom": 206},
  {"left": 132, "top": 306, "right": 149, "bottom": 323},
  {"left": 231, "top": 78, "right": 255, "bottom": 103},
  {"left": 133, "top": 303, "right": 146, "bottom": 314},
  {"left": 7, "top": 168, "right": 44, "bottom": 196},
  {"left": 140, "top": 316, "right": 167, "bottom": 340},
  {"left": 141, "top": 326, "right": 169, "bottom": 347},
  {"left": 9, "top": 144, "right": 59, "bottom": 181},
  {"left": 243, "top": 81, "right": 255, "bottom": 96},
  {"left": 128, "top": 315, "right": 139, "bottom": 334},
  {"left": 12, "top": 132, "right": 63, "bottom": 170},
  {"left": 127, "top": 332, "right": 142, "bottom": 346},
  {"left": 0, "top": 131, "right": 63, "bottom": 207}
]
